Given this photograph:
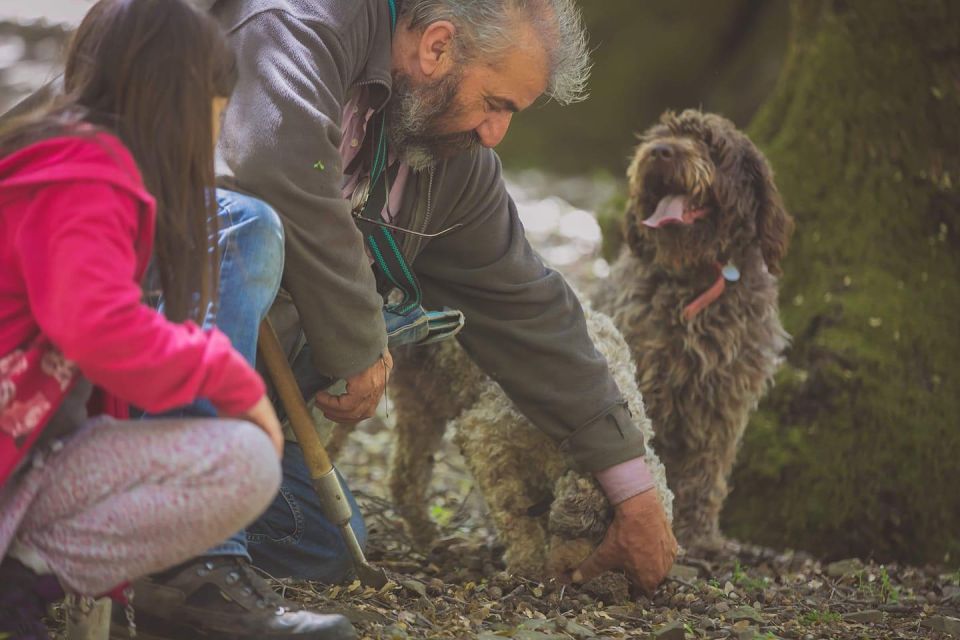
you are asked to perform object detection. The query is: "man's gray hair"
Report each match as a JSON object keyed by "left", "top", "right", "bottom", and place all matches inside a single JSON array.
[{"left": 400, "top": 0, "right": 591, "bottom": 105}]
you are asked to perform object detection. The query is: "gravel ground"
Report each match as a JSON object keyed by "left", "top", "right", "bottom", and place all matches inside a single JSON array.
[{"left": 285, "top": 418, "right": 960, "bottom": 640}]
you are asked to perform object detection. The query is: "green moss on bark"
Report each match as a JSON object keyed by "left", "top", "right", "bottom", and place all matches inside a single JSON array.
[{"left": 724, "top": 0, "right": 960, "bottom": 562}]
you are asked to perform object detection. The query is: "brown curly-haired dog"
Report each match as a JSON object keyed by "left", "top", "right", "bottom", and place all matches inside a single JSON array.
[
  {"left": 388, "top": 304, "right": 673, "bottom": 578},
  {"left": 592, "top": 109, "right": 794, "bottom": 552}
]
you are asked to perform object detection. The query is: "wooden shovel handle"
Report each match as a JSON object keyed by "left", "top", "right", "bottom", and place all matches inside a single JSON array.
[{"left": 257, "top": 319, "right": 334, "bottom": 477}]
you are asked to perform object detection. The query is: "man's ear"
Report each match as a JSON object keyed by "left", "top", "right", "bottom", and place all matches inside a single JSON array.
[{"left": 417, "top": 20, "right": 456, "bottom": 77}]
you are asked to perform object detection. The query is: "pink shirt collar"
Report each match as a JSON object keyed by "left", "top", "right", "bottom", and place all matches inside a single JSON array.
[{"left": 339, "top": 86, "right": 410, "bottom": 223}]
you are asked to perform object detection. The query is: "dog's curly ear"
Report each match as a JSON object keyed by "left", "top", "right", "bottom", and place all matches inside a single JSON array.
[
  {"left": 623, "top": 150, "right": 647, "bottom": 256},
  {"left": 750, "top": 150, "right": 794, "bottom": 276},
  {"left": 622, "top": 198, "right": 645, "bottom": 256}
]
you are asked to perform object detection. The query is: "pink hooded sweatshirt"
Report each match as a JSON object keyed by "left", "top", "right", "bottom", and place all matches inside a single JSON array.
[{"left": 0, "top": 132, "right": 264, "bottom": 484}]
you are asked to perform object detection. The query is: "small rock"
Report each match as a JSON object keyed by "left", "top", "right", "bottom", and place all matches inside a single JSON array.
[
  {"left": 513, "top": 632, "right": 567, "bottom": 640},
  {"left": 926, "top": 591, "right": 940, "bottom": 604},
  {"left": 582, "top": 572, "right": 631, "bottom": 604},
  {"left": 826, "top": 558, "right": 863, "bottom": 578},
  {"left": 843, "top": 609, "right": 884, "bottom": 624},
  {"left": 399, "top": 579, "right": 427, "bottom": 598},
  {"left": 487, "top": 585, "right": 503, "bottom": 599},
  {"left": 921, "top": 615, "right": 960, "bottom": 636},
  {"left": 735, "top": 626, "right": 757, "bottom": 640},
  {"left": 669, "top": 564, "right": 700, "bottom": 580},
  {"left": 729, "top": 606, "right": 763, "bottom": 623},
  {"left": 714, "top": 602, "right": 730, "bottom": 614},
  {"left": 384, "top": 624, "right": 408, "bottom": 640},
  {"left": 519, "top": 618, "right": 555, "bottom": 631},
  {"left": 802, "top": 634, "right": 815, "bottom": 640},
  {"left": 560, "top": 618, "right": 597, "bottom": 639},
  {"left": 651, "top": 620, "right": 687, "bottom": 640}
]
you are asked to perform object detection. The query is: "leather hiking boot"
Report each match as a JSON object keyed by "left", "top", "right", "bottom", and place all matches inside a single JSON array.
[
  {"left": 113, "top": 556, "right": 356, "bottom": 640},
  {"left": 0, "top": 558, "right": 64, "bottom": 640}
]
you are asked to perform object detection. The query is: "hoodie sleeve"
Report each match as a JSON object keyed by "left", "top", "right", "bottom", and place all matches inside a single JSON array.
[
  {"left": 216, "top": 10, "right": 387, "bottom": 379},
  {"left": 413, "top": 150, "right": 647, "bottom": 472},
  {"left": 15, "top": 180, "right": 265, "bottom": 416}
]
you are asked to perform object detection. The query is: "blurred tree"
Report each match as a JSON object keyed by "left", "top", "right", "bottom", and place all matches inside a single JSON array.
[
  {"left": 724, "top": 0, "right": 960, "bottom": 563},
  {"left": 498, "top": 0, "right": 789, "bottom": 176}
]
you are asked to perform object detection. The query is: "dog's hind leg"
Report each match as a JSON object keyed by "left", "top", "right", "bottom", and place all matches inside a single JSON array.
[
  {"left": 388, "top": 410, "right": 446, "bottom": 549},
  {"left": 388, "top": 340, "right": 492, "bottom": 549},
  {"left": 453, "top": 393, "right": 555, "bottom": 575},
  {"left": 387, "top": 347, "right": 451, "bottom": 549}
]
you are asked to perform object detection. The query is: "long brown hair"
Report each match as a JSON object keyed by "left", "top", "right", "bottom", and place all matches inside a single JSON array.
[{"left": 0, "top": 0, "right": 237, "bottom": 323}]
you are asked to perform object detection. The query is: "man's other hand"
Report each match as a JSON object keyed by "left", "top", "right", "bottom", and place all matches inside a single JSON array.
[
  {"left": 571, "top": 488, "right": 677, "bottom": 596},
  {"left": 315, "top": 350, "right": 393, "bottom": 423}
]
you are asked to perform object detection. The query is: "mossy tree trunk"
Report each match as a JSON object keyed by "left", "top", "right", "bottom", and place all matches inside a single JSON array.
[{"left": 724, "top": 0, "right": 960, "bottom": 563}]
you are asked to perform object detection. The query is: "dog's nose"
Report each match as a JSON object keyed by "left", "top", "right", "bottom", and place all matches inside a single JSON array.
[{"left": 651, "top": 143, "right": 674, "bottom": 161}]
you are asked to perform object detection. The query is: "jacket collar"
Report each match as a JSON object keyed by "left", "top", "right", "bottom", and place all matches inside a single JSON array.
[{"left": 355, "top": 0, "right": 396, "bottom": 112}]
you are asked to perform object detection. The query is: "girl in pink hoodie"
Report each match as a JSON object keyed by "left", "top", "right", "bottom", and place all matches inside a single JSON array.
[{"left": 0, "top": 1, "right": 285, "bottom": 635}]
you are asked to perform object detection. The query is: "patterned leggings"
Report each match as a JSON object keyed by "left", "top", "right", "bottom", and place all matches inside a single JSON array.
[{"left": 0, "top": 417, "right": 281, "bottom": 595}]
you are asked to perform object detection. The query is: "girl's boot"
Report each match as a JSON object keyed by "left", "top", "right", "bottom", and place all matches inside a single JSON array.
[{"left": 0, "top": 557, "right": 63, "bottom": 640}]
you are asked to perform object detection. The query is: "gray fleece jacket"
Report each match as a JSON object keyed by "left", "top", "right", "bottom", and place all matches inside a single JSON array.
[{"left": 210, "top": 0, "right": 645, "bottom": 472}]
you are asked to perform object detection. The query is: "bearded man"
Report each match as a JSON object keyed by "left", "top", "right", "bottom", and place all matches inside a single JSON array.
[{"left": 119, "top": 1, "right": 678, "bottom": 638}]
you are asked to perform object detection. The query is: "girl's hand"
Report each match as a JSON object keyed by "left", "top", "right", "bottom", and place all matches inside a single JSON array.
[{"left": 239, "top": 395, "right": 285, "bottom": 458}]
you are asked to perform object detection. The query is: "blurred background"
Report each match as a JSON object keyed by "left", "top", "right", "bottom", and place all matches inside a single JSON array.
[
  {"left": 2, "top": 1, "right": 957, "bottom": 567},
  {"left": 0, "top": 1, "right": 790, "bottom": 176}
]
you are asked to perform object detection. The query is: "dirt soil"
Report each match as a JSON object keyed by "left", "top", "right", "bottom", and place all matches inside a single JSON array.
[{"left": 266, "top": 419, "right": 960, "bottom": 640}]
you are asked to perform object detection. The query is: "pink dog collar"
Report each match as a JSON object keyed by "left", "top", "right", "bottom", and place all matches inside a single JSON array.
[{"left": 682, "top": 262, "right": 726, "bottom": 321}]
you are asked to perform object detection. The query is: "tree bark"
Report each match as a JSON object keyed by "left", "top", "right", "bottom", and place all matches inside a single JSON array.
[{"left": 724, "top": 0, "right": 960, "bottom": 562}]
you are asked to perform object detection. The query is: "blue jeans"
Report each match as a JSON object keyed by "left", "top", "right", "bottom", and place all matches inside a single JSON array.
[{"left": 154, "top": 189, "right": 366, "bottom": 583}]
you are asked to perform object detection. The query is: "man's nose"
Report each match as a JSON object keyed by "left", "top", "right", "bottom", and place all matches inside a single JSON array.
[{"left": 476, "top": 112, "right": 513, "bottom": 148}]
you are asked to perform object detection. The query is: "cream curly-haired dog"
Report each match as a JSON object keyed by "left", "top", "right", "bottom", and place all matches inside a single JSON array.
[
  {"left": 387, "top": 303, "right": 673, "bottom": 576},
  {"left": 593, "top": 109, "right": 793, "bottom": 551}
]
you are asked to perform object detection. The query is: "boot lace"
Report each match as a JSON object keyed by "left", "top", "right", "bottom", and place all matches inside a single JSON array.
[{"left": 223, "top": 558, "right": 292, "bottom": 615}]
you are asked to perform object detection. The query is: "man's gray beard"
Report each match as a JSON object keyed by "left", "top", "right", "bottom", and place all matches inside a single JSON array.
[{"left": 386, "top": 69, "right": 480, "bottom": 171}]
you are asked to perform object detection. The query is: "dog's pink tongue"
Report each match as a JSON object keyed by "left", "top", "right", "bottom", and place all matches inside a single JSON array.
[{"left": 643, "top": 195, "right": 687, "bottom": 228}]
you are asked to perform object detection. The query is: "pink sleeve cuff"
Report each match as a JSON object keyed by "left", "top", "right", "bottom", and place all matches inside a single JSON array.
[{"left": 594, "top": 456, "right": 655, "bottom": 505}]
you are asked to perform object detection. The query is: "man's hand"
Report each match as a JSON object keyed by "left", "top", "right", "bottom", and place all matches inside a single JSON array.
[
  {"left": 571, "top": 488, "right": 677, "bottom": 596},
  {"left": 315, "top": 350, "right": 393, "bottom": 423}
]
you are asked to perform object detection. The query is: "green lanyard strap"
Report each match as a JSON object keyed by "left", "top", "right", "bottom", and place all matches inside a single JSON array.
[{"left": 354, "top": 156, "right": 422, "bottom": 315}]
